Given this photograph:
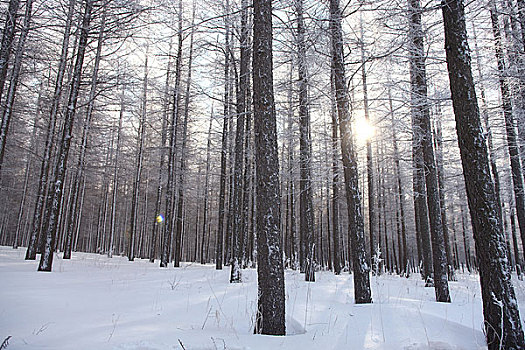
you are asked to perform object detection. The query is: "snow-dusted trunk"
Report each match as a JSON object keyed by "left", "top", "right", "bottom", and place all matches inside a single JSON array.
[
  {"left": 330, "top": 73, "right": 341, "bottom": 275},
  {"left": 408, "top": 0, "right": 433, "bottom": 286},
  {"left": 230, "top": 0, "right": 249, "bottom": 282},
  {"left": 38, "top": 0, "right": 93, "bottom": 272},
  {"left": 408, "top": 0, "right": 450, "bottom": 302},
  {"left": 253, "top": 0, "right": 285, "bottom": 335},
  {"left": 108, "top": 89, "right": 124, "bottom": 258},
  {"left": 0, "top": 0, "right": 33, "bottom": 174},
  {"left": 25, "top": 0, "right": 76, "bottom": 261},
  {"left": 434, "top": 113, "right": 455, "bottom": 281},
  {"left": 160, "top": 0, "right": 183, "bottom": 268},
  {"left": 389, "top": 86, "right": 408, "bottom": 275},
  {"left": 286, "top": 65, "right": 297, "bottom": 268},
  {"left": 296, "top": 0, "right": 315, "bottom": 282},
  {"left": 216, "top": 0, "right": 231, "bottom": 270},
  {"left": 128, "top": 54, "right": 148, "bottom": 262},
  {"left": 64, "top": 9, "right": 105, "bottom": 260},
  {"left": 0, "top": 0, "right": 20, "bottom": 104},
  {"left": 442, "top": 0, "right": 525, "bottom": 347},
  {"left": 329, "top": 0, "right": 371, "bottom": 304},
  {"left": 149, "top": 40, "right": 172, "bottom": 263},
  {"left": 14, "top": 93, "right": 41, "bottom": 249},
  {"left": 174, "top": 8, "right": 194, "bottom": 268},
  {"left": 358, "top": 15, "right": 376, "bottom": 275},
  {"left": 201, "top": 112, "right": 213, "bottom": 264},
  {"left": 490, "top": 1, "right": 525, "bottom": 259},
  {"left": 241, "top": 81, "right": 253, "bottom": 267}
]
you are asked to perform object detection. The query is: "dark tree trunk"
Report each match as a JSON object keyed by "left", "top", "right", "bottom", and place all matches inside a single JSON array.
[
  {"left": 442, "top": 0, "right": 525, "bottom": 347},
  {"left": 26, "top": 0, "right": 76, "bottom": 260},
  {"left": 201, "top": 111, "right": 213, "bottom": 264},
  {"left": 0, "top": 0, "right": 20, "bottom": 104},
  {"left": 216, "top": 0, "right": 231, "bottom": 270},
  {"left": 490, "top": 1, "right": 525, "bottom": 259},
  {"left": 0, "top": 0, "right": 33, "bottom": 174},
  {"left": 149, "top": 41, "right": 172, "bottom": 263},
  {"left": 160, "top": 0, "right": 183, "bottom": 268},
  {"left": 296, "top": 0, "right": 315, "bottom": 282},
  {"left": 330, "top": 72, "right": 341, "bottom": 275},
  {"left": 230, "top": 0, "right": 249, "bottom": 282},
  {"left": 359, "top": 17, "right": 376, "bottom": 275},
  {"left": 38, "top": 0, "right": 93, "bottom": 272},
  {"left": 64, "top": 9, "right": 105, "bottom": 260},
  {"left": 329, "top": 0, "right": 371, "bottom": 304},
  {"left": 407, "top": 0, "right": 450, "bottom": 300},
  {"left": 253, "top": 0, "right": 285, "bottom": 335},
  {"left": 434, "top": 114, "right": 455, "bottom": 281},
  {"left": 128, "top": 54, "right": 148, "bottom": 262},
  {"left": 389, "top": 86, "right": 408, "bottom": 276},
  {"left": 174, "top": 7, "right": 195, "bottom": 267},
  {"left": 408, "top": 0, "right": 434, "bottom": 287}
]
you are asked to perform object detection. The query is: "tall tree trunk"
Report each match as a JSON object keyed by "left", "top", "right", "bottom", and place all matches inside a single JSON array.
[
  {"left": 149, "top": 40, "right": 172, "bottom": 262},
  {"left": 409, "top": 0, "right": 450, "bottom": 302},
  {"left": 216, "top": 0, "right": 231, "bottom": 270},
  {"left": 490, "top": 0, "right": 525, "bottom": 258},
  {"left": 201, "top": 110, "right": 213, "bottom": 264},
  {"left": 0, "top": 0, "right": 33, "bottom": 173},
  {"left": 329, "top": 0, "right": 371, "bottom": 304},
  {"left": 26, "top": 0, "right": 76, "bottom": 260},
  {"left": 230, "top": 0, "right": 249, "bottom": 282},
  {"left": 286, "top": 64, "right": 297, "bottom": 268},
  {"left": 128, "top": 54, "right": 148, "bottom": 262},
  {"left": 442, "top": 0, "right": 525, "bottom": 346},
  {"left": 160, "top": 0, "right": 184, "bottom": 268},
  {"left": 108, "top": 86, "right": 124, "bottom": 258},
  {"left": 296, "top": 0, "right": 315, "bottom": 282},
  {"left": 433, "top": 112, "right": 455, "bottom": 281},
  {"left": 359, "top": 13, "right": 376, "bottom": 275},
  {"left": 409, "top": 0, "right": 434, "bottom": 287},
  {"left": 174, "top": 7, "right": 194, "bottom": 267},
  {"left": 14, "top": 90, "right": 41, "bottom": 249},
  {"left": 0, "top": 0, "right": 20, "bottom": 104},
  {"left": 38, "top": 0, "right": 93, "bottom": 272},
  {"left": 389, "top": 85, "right": 408, "bottom": 276},
  {"left": 64, "top": 9, "right": 105, "bottom": 259},
  {"left": 253, "top": 0, "right": 285, "bottom": 335},
  {"left": 330, "top": 71, "right": 341, "bottom": 275}
]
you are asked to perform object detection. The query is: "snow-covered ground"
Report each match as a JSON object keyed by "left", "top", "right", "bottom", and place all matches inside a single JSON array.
[{"left": 2, "top": 246, "right": 524, "bottom": 349}]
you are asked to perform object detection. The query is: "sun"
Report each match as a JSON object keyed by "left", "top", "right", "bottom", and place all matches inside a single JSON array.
[{"left": 354, "top": 118, "right": 375, "bottom": 142}]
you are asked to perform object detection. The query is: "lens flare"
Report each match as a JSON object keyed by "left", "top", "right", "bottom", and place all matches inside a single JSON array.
[{"left": 354, "top": 118, "right": 375, "bottom": 142}]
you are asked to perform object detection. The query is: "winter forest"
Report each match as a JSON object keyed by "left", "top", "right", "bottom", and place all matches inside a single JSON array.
[{"left": 2, "top": 0, "right": 525, "bottom": 348}]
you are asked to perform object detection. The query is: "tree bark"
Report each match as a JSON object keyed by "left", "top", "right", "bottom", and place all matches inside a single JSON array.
[
  {"left": 64, "top": 9, "right": 105, "bottom": 260},
  {"left": 0, "top": 0, "right": 20, "bottom": 104},
  {"left": 0, "top": 0, "right": 33, "bottom": 174},
  {"left": 296, "top": 0, "right": 315, "bottom": 282},
  {"left": 329, "top": 0, "right": 371, "bottom": 304},
  {"left": 160, "top": 0, "right": 183, "bottom": 268},
  {"left": 253, "top": 0, "right": 286, "bottom": 335},
  {"left": 442, "top": 0, "right": 525, "bottom": 346},
  {"left": 26, "top": 0, "right": 76, "bottom": 260},
  {"left": 38, "top": 0, "right": 93, "bottom": 272}
]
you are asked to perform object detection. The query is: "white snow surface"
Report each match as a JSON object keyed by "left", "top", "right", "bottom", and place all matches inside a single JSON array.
[{"left": 2, "top": 247, "right": 524, "bottom": 349}]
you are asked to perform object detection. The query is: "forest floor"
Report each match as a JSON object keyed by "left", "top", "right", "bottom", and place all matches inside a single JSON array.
[{"left": 1, "top": 246, "right": 524, "bottom": 349}]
